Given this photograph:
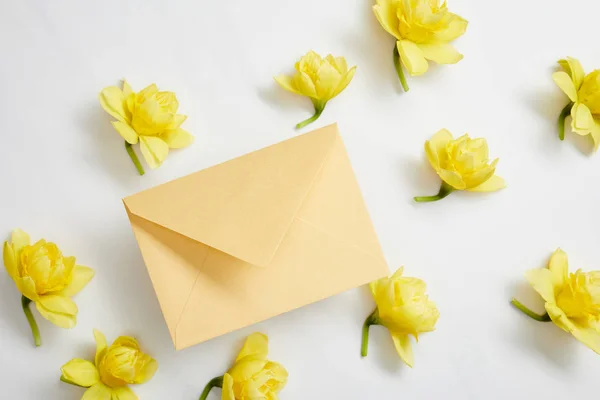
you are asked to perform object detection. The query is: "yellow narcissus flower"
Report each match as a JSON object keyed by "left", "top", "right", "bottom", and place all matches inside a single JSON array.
[
  {"left": 3, "top": 229, "right": 94, "bottom": 346},
  {"left": 373, "top": 0, "right": 468, "bottom": 92},
  {"left": 362, "top": 267, "right": 439, "bottom": 367},
  {"left": 274, "top": 51, "right": 356, "bottom": 129},
  {"left": 511, "top": 249, "right": 600, "bottom": 354},
  {"left": 61, "top": 329, "right": 158, "bottom": 399},
  {"left": 414, "top": 129, "right": 505, "bottom": 202},
  {"left": 553, "top": 57, "right": 600, "bottom": 149},
  {"left": 99, "top": 81, "right": 194, "bottom": 175},
  {"left": 199, "top": 333, "right": 288, "bottom": 400}
]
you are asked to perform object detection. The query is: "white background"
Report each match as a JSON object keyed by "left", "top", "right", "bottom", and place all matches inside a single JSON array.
[{"left": 0, "top": 0, "right": 599, "bottom": 398}]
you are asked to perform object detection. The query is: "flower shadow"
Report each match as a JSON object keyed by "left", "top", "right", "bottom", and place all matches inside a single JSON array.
[
  {"left": 256, "top": 82, "right": 314, "bottom": 117},
  {"left": 507, "top": 280, "right": 575, "bottom": 367},
  {"left": 0, "top": 276, "right": 31, "bottom": 344},
  {"left": 399, "top": 157, "right": 440, "bottom": 204},
  {"left": 76, "top": 102, "right": 145, "bottom": 186}
]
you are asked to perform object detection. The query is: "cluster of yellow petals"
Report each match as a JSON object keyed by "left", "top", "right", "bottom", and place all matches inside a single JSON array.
[
  {"left": 3, "top": 229, "right": 94, "bottom": 329},
  {"left": 368, "top": 267, "right": 439, "bottom": 367},
  {"left": 373, "top": 0, "right": 468, "bottom": 76},
  {"left": 99, "top": 81, "right": 194, "bottom": 169},
  {"left": 425, "top": 129, "right": 505, "bottom": 192},
  {"left": 526, "top": 249, "right": 600, "bottom": 353},
  {"left": 60, "top": 329, "right": 157, "bottom": 400},
  {"left": 553, "top": 57, "right": 600, "bottom": 148},
  {"left": 275, "top": 51, "right": 356, "bottom": 128}
]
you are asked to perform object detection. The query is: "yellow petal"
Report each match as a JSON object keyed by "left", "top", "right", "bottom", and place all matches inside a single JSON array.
[
  {"left": 139, "top": 136, "right": 169, "bottom": 169},
  {"left": 111, "top": 121, "right": 139, "bottom": 144},
  {"left": 61, "top": 359, "right": 99, "bottom": 388},
  {"left": 292, "top": 71, "right": 317, "bottom": 98},
  {"left": 264, "top": 361, "right": 288, "bottom": 392},
  {"left": 162, "top": 128, "right": 194, "bottom": 149},
  {"left": 548, "top": 248, "right": 568, "bottom": 290},
  {"left": 326, "top": 55, "right": 348, "bottom": 74},
  {"left": 36, "top": 295, "right": 77, "bottom": 328},
  {"left": 464, "top": 161, "right": 497, "bottom": 189},
  {"left": 373, "top": 1, "right": 402, "bottom": 40},
  {"left": 434, "top": 15, "right": 468, "bottom": 42},
  {"left": 425, "top": 129, "right": 452, "bottom": 169},
  {"left": 94, "top": 329, "right": 108, "bottom": 366},
  {"left": 136, "top": 84, "right": 158, "bottom": 104},
  {"left": 274, "top": 75, "right": 302, "bottom": 96},
  {"left": 82, "top": 383, "right": 112, "bottom": 400},
  {"left": 236, "top": 332, "right": 269, "bottom": 361},
  {"left": 3, "top": 241, "right": 18, "bottom": 281},
  {"left": 122, "top": 81, "right": 133, "bottom": 98},
  {"left": 222, "top": 373, "right": 235, "bottom": 400},
  {"left": 11, "top": 228, "right": 30, "bottom": 252},
  {"left": 418, "top": 43, "right": 463, "bottom": 64},
  {"left": 391, "top": 333, "right": 414, "bottom": 368},
  {"left": 229, "top": 358, "right": 268, "bottom": 382},
  {"left": 525, "top": 268, "right": 555, "bottom": 303},
  {"left": 113, "top": 336, "right": 140, "bottom": 349},
  {"left": 391, "top": 266, "right": 405, "bottom": 279},
  {"left": 315, "top": 62, "right": 341, "bottom": 101},
  {"left": 111, "top": 387, "right": 139, "bottom": 400},
  {"left": 398, "top": 40, "right": 428, "bottom": 76},
  {"left": 331, "top": 66, "right": 357, "bottom": 99},
  {"left": 168, "top": 114, "right": 187, "bottom": 130},
  {"left": 558, "top": 57, "right": 585, "bottom": 89},
  {"left": 552, "top": 71, "right": 578, "bottom": 102},
  {"left": 438, "top": 169, "right": 466, "bottom": 190},
  {"left": 135, "top": 357, "right": 158, "bottom": 384},
  {"left": 99, "top": 87, "right": 128, "bottom": 122},
  {"left": 17, "top": 276, "right": 39, "bottom": 301},
  {"left": 571, "top": 323, "right": 600, "bottom": 354},
  {"left": 571, "top": 103, "right": 595, "bottom": 135},
  {"left": 545, "top": 302, "right": 573, "bottom": 333},
  {"left": 467, "top": 175, "right": 506, "bottom": 192},
  {"left": 58, "top": 266, "right": 95, "bottom": 297}
]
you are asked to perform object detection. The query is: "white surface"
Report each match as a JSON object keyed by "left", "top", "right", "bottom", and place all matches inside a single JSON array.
[{"left": 0, "top": 0, "right": 599, "bottom": 399}]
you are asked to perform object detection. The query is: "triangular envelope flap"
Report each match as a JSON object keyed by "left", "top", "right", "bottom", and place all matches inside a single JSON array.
[{"left": 124, "top": 124, "right": 339, "bottom": 266}]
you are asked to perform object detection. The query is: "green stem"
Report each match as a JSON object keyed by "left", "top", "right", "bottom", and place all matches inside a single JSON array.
[
  {"left": 125, "top": 141, "right": 145, "bottom": 176},
  {"left": 558, "top": 102, "right": 573, "bottom": 141},
  {"left": 21, "top": 296, "right": 41, "bottom": 347},
  {"left": 296, "top": 101, "right": 326, "bottom": 129},
  {"left": 361, "top": 308, "right": 380, "bottom": 357},
  {"left": 393, "top": 45, "right": 409, "bottom": 92},
  {"left": 199, "top": 376, "right": 224, "bottom": 400},
  {"left": 510, "top": 298, "right": 551, "bottom": 322},
  {"left": 414, "top": 181, "right": 455, "bottom": 203}
]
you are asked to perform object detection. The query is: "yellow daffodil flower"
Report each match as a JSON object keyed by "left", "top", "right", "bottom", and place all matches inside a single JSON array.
[
  {"left": 199, "top": 333, "right": 288, "bottom": 400},
  {"left": 99, "top": 81, "right": 194, "bottom": 175},
  {"left": 414, "top": 129, "right": 505, "bottom": 202},
  {"left": 512, "top": 249, "right": 600, "bottom": 354},
  {"left": 61, "top": 329, "right": 158, "bottom": 399},
  {"left": 274, "top": 51, "right": 356, "bottom": 129},
  {"left": 2, "top": 229, "right": 94, "bottom": 346},
  {"left": 362, "top": 267, "right": 439, "bottom": 367},
  {"left": 373, "top": 0, "right": 468, "bottom": 92},
  {"left": 553, "top": 57, "right": 600, "bottom": 149}
]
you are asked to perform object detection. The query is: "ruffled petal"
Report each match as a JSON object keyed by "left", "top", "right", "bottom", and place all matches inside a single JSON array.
[
  {"left": 571, "top": 103, "right": 595, "bottom": 135},
  {"left": 111, "top": 387, "right": 139, "bottom": 400},
  {"left": 99, "top": 87, "right": 128, "bottom": 123},
  {"left": 11, "top": 229, "right": 30, "bottom": 253},
  {"left": 162, "top": 128, "right": 194, "bottom": 149},
  {"left": 111, "top": 122, "right": 138, "bottom": 144},
  {"left": 17, "top": 276, "right": 39, "bottom": 301},
  {"left": 81, "top": 383, "right": 112, "bottom": 400},
  {"left": 94, "top": 329, "right": 108, "bottom": 366},
  {"left": 398, "top": 40, "right": 429, "bottom": 76},
  {"left": 548, "top": 249, "right": 568, "bottom": 291},
  {"left": 373, "top": 0, "right": 402, "bottom": 40},
  {"left": 558, "top": 57, "right": 585, "bottom": 90},
  {"left": 552, "top": 71, "right": 578, "bottom": 102},
  {"left": 438, "top": 169, "right": 466, "bottom": 190},
  {"left": 391, "top": 333, "right": 414, "bottom": 367},
  {"left": 418, "top": 43, "right": 463, "bottom": 64},
  {"left": 236, "top": 332, "right": 269, "bottom": 361},
  {"left": 61, "top": 359, "right": 99, "bottom": 388},
  {"left": 525, "top": 268, "right": 555, "bottom": 303},
  {"left": 57, "top": 266, "right": 95, "bottom": 297},
  {"left": 36, "top": 295, "right": 77, "bottom": 328},
  {"left": 292, "top": 71, "right": 318, "bottom": 98},
  {"left": 467, "top": 175, "right": 506, "bottom": 192},
  {"left": 433, "top": 15, "right": 468, "bottom": 42},
  {"left": 139, "top": 136, "right": 169, "bottom": 169},
  {"left": 545, "top": 303, "right": 574, "bottom": 333}
]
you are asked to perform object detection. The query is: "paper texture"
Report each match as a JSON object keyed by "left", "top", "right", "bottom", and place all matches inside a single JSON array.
[{"left": 124, "top": 124, "right": 389, "bottom": 350}]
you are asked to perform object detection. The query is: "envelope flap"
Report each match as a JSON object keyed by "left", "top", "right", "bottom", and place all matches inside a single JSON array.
[{"left": 123, "top": 124, "right": 340, "bottom": 266}]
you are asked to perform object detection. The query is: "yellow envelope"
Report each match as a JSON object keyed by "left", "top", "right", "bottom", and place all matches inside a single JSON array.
[{"left": 124, "top": 124, "right": 388, "bottom": 350}]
